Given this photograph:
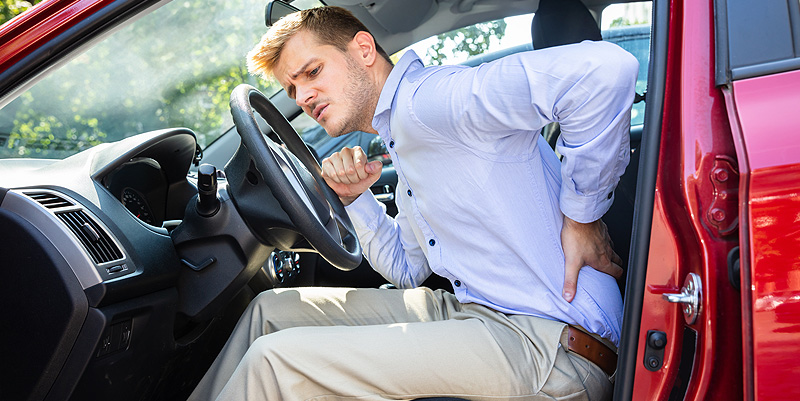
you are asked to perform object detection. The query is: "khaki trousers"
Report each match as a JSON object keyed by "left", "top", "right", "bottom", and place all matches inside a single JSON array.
[{"left": 188, "top": 287, "right": 612, "bottom": 401}]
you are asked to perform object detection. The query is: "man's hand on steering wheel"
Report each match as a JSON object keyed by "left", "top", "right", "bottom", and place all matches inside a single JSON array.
[
  {"left": 560, "top": 216, "right": 624, "bottom": 302},
  {"left": 321, "top": 146, "right": 383, "bottom": 206}
]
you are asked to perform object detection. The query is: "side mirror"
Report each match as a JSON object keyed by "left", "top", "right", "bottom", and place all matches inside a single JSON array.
[{"left": 265, "top": 1, "right": 300, "bottom": 27}]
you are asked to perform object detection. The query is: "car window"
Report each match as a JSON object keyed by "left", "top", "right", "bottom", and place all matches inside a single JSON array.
[
  {"left": 0, "top": 0, "right": 305, "bottom": 159},
  {"left": 601, "top": 1, "right": 652, "bottom": 126},
  {"left": 291, "top": 13, "right": 536, "bottom": 162},
  {"left": 292, "top": 4, "right": 652, "bottom": 157}
]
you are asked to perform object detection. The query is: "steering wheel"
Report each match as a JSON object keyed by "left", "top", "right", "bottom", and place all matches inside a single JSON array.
[{"left": 227, "top": 84, "right": 361, "bottom": 271}]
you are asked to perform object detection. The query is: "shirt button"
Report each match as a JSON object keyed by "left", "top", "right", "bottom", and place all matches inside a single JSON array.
[
  {"left": 607, "top": 192, "right": 613, "bottom": 199},
  {"left": 429, "top": 239, "right": 436, "bottom": 246},
  {"left": 454, "top": 280, "right": 461, "bottom": 287},
  {"left": 389, "top": 140, "right": 395, "bottom": 148},
  {"left": 407, "top": 189, "right": 412, "bottom": 197}
]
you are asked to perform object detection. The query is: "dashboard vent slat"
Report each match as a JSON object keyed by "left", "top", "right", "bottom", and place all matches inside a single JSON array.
[
  {"left": 25, "top": 192, "right": 74, "bottom": 209},
  {"left": 56, "top": 210, "right": 123, "bottom": 264}
]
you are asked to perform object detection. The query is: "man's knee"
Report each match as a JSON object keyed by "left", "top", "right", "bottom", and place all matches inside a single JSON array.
[
  {"left": 243, "top": 329, "right": 304, "bottom": 369},
  {"left": 247, "top": 289, "right": 304, "bottom": 326}
]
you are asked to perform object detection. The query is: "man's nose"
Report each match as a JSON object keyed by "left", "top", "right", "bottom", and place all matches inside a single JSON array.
[{"left": 296, "top": 86, "right": 316, "bottom": 108}]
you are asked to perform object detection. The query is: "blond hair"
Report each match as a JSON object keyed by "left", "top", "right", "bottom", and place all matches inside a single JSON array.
[{"left": 247, "top": 6, "right": 391, "bottom": 79}]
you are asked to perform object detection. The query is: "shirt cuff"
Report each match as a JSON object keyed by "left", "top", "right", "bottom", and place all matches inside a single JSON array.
[
  {"left": 344, "top": 191, "right": 386, "bottom": 233},
  {"left": 560, "top": 185, "right": 616, "bottom": 224}
]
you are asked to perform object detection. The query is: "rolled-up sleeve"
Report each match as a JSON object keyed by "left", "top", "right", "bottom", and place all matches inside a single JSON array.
[
  {"left": 412, "top": 40, "right": 639, "bottom": 223},
  {"left": 554, "top": 43, "right": 638, "bottom": 222}
]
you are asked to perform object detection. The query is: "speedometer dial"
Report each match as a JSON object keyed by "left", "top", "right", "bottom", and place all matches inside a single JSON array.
[{"left": 122, "top": 187, "right": 155, "bottom": 225}]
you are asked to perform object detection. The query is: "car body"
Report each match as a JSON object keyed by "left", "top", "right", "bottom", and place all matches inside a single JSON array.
[{"left": 1, "top": 0, "right": 799, "bottom": 400}]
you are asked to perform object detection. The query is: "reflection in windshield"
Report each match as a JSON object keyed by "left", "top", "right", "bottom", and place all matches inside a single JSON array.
[{"left": 0, "top": 0, "right": 281, "bottom": 159}]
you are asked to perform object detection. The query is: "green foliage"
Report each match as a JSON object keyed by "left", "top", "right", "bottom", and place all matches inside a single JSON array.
[
  {"left": 609, "top": 17, "right": 648, "bottom": 28},
  {"left": 0, "top": 0, "right": 506, "bottom": 159},
  {"left": 426, "top": 20, "right": 507, "bottom": 66},
  {"left": 0, "top": 0, "right": 43, "bottom": 26},
  {"left": 0, "top": 0, "right": 279, "bottom": 159}
]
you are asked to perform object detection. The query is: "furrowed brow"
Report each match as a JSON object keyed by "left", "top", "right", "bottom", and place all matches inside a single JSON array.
[{"left": 290, "top": 59, "right": 316, "bottom": 80}]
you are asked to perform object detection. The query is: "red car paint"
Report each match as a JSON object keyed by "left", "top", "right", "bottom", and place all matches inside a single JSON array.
[
  {"left": 0, "top": 0, "right": 113, "bottom": 74},
  {"left": 634, "top": 0, "right": 743, "bottom": 399},
  {"left": 732, "top": 68, "right": 800, "bottom": 401}
]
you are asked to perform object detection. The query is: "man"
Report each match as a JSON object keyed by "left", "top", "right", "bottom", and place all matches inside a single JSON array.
[{"left": 191, "top": 5, "right": 636, "bottom": 400}]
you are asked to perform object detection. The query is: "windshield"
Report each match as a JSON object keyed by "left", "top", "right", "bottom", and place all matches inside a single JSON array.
[{"left": 0, "top": 0, "right": 286, "bottom": 159}]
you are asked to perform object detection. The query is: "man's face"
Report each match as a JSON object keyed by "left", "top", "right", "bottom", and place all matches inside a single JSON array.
[{"left": 274, "top": 30, "right": 378, "bottom": 137}]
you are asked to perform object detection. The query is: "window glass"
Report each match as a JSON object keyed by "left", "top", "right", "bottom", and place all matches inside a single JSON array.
[
  {"left": 292, "top": 13, "right": 536, "bottom": 161},
  {"left": 602, "top": 1, "right": 652, "bottom": 126},
  {"left": 292, "top": 3, "right": 653, "bottom": 159},
  {"left": 396, "top": 13, "right": 534, "bottom": 66},
  {"left": 0, "top": 0, "right": 284, "bottom": 159}
]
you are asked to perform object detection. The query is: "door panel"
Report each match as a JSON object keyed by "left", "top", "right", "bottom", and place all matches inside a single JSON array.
[
  {"left": 633, "top": 0, "right": 743, "bottom": 399},
  {"left": 731, "top": 68, "right": 800, "bottom": 401}
]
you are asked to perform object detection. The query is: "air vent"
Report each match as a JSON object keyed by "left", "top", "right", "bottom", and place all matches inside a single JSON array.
[
  {"left": 56, "top": 210, "right": 123, "bottom": 264},
  {"left": 25, "top": 192, "right": 74, "bottom": 209}
]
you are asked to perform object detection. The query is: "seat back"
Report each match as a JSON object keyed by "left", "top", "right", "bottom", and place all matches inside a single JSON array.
[{"left": 531, "top": 0, "right": 601, "bottom": 50}]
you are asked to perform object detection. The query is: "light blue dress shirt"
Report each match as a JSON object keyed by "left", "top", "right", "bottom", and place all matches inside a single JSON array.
[{"left": 345, "top": 41, "right": 638, "bottom": 345}]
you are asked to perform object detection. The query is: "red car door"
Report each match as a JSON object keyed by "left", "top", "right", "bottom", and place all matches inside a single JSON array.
[
  {"left": 625, "top": 0, "right": 743, "bottom": 399},
  {"left": 730, "top": 68, "right": 800, "bottom": 401},
  {"left": 624, "top": 0, "right": 800, "bottom": 400},
  {"left": 718, "top": 0, "right": 800, "bottom": 399}
]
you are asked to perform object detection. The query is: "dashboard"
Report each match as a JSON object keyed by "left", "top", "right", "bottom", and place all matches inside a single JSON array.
[
  {"left": 103, "top": 157, "right": 169, "bottom": 227},
  {"left": 0, "top": 129, "right": 209, "bottom": 399}
]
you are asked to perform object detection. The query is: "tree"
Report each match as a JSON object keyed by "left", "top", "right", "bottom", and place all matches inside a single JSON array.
[
  {"left": 1, "top": 0, "right": 507, "bottom": 159},
  {"left": 0, "top": 0, "right": 43, "bottom": 26},
  {"left": 425, "top": 20, "right": 507, "bottom": 66},
  {"left": 0, "top": 0, "right": 279, "bottom": 158}
]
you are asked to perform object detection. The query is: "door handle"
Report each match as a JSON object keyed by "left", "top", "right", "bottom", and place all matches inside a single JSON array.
[{"left": 662, "top": 272, "right": 702, "bottom": 325}]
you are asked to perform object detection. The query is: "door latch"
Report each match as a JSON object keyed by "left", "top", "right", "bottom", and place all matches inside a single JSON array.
[{"left": 662, "top": 273, "right": 702, "bottom": 325}]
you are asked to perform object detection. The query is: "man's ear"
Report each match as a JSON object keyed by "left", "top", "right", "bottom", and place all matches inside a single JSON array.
[{"left": 351, "top": 31, "right": 379, "bottom": 67}]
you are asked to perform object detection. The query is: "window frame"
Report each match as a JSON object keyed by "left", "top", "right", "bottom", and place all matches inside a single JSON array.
[{"left": 715, "top": 0, "right": 800, "bottom": 85}]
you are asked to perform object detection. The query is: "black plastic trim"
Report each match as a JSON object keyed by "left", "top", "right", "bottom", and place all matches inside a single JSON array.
[
  {"left": 0, "top": 207, "right": 89, "bottom": 401},
  {"left": 715, "top": 0, "right": 800, "bottom": 84},
  {"left": 731, "top": 57, "right": 800, "bottom": 80},
  {"left": 613, "top": 0, "right": 670, "bottom": 399},
  {"left": 44, "top": 307, "right": 106, "bottom": 401},
  {"left": 0, "top": 0, "right": 158, "bottom": 105},
  {"left": 789, "top": 0, "right": 800, "bottom": 57},
  {"left": 667, "top": 327, "right": 698, "bottom": 401},
  {"left": 713, "top": 0, "right": 731, "bottom": 86}
]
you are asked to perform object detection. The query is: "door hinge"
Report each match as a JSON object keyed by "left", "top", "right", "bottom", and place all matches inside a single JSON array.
[{"left": 706, "top": 155, "right": 739, "bottom": 237}]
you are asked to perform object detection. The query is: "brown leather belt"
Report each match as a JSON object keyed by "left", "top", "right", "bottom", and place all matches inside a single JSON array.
[{"left": 566, "top": 326, "right": 617, "bottom": 377}]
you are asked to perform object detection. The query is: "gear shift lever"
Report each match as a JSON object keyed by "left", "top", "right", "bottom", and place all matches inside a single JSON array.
[{"left": 196, "top": 164, "right": 220, "bottom": 217}]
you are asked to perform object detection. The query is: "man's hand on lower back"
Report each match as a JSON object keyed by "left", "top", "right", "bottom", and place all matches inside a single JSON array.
[
  {"left": 560, "top": 216, "right": 624, "bottom": 302},
  {"left": 321, "top": 146, "right": 383, "bottom": 206}
]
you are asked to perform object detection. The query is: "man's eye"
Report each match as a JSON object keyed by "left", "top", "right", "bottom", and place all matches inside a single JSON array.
[{"left": 310, "top": 67, "right": 320, "bottom": 76}]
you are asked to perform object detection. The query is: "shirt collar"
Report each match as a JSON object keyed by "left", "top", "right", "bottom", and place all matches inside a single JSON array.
[{"left": 372, "top": 50, "right": 424, "bottom": 132}]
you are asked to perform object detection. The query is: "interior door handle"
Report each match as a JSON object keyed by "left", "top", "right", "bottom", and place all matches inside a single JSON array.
[
  {"left": 375, "top": 193, "right": 395, "bottom": 202},
  {"left": 662, "top": 272, "right": 702, "bottom": 325},
  {"left": 373, "top": 184, "right": 395, "bottom": 203}
]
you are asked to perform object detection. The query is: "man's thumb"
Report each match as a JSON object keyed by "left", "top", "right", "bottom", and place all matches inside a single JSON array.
[
  {"left": 562, "top": 262, "right": 580, "bottom": 303},
  {"left": 365, "top": 160, "right": 383, "bottom": 175}
]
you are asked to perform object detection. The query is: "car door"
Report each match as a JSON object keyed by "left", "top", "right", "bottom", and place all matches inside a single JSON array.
[
  {"left": 716, "top": 0, "right": 800, "bottom": 400},
  {"left": 619, "top": 0, "right": 744, "bottom": 399}
]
